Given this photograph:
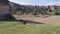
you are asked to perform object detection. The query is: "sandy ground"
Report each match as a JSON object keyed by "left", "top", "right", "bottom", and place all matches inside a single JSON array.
[{"left": 14, "top": 15, "right": 60, "bottom": 25}]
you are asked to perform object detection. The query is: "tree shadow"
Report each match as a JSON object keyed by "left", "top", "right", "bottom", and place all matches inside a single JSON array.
[
  {"left": 19, "top": 19, "right": 45, "bottom": 25},
  {"left": 0, "top": 19, "right": 45, "bottom": 25}
]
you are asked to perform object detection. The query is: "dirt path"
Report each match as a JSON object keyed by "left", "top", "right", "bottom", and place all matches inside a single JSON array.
[
  {"left": 14, "top": 15, "right": 60, "bottom": 25},
  {"left": 41, "top": 16, "right": 60, "bottom": 25}
]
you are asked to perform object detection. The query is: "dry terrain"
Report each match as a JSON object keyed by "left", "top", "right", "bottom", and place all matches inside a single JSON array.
[
  {"left": 0, "top": 15, "right": 60, "bottom": 34},
  {"left": 14, "top": 15, "right": 60, "bottom": 25}
]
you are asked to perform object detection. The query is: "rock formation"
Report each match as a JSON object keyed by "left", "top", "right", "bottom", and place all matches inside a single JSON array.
[
  {"left": 48, "top": 6, "right": 55, "bottom": 15},
  {"left": 9, "top": 2, "right": 60, "bottom": 14},
  {"left": 0, "top": 0, "right": 15, "bottom": 20}
]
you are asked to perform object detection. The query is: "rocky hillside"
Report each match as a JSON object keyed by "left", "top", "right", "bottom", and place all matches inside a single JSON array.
[
  {"left": 9, "top": 2, "right": 48, "bottom": 12},
  {"left": 10, "top": 2, "right": 60, "bottom": 12}
]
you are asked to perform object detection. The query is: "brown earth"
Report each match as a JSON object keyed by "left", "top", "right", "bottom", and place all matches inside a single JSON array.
[{"left": 13, "top": 15, "right": 60, "bottom": 25}]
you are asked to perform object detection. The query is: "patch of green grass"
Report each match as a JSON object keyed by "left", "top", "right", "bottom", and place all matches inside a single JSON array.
[{"left": 0, "top": 21, "right": 60, "bottom": 34}]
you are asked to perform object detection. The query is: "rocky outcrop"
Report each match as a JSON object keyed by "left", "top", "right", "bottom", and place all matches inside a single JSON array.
[
  {"left": 0, "top": 0, "right": 9, "bottom": 5},
  {"left": 9, "top": 2, "right": 48, "bottom": 12},
  {"left": 0, "top": 0, "right": 15, "bottom": 20},
  {"left": 9, "top": 2, "right": 60, "bottom": 13}
]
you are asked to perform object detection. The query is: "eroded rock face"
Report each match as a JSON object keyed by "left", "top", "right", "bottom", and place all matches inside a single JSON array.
[
  {"left": 48, "top": 6, "right": 55, "bottom": 15},
  {"left": 0, "top": 0, "right": 9, "bottom": 5},
  {"left": 0, "top": 0, "right": 15, "bottom": 20}
]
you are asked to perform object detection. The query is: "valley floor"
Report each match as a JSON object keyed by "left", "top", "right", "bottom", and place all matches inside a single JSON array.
[
  {"left": 0, "top": 15, "right": 60, "bottom": 34},
  {"left": 14, "top": 15, "right": 60, "bottom": 25}
]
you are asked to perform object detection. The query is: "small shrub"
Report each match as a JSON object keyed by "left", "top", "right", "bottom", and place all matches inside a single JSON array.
[
  {"left": 55, "top": 10, "right": 60, "bottom": 15},
  {"left": 55, "top": 12, "right": 60, "bottom": 15}
]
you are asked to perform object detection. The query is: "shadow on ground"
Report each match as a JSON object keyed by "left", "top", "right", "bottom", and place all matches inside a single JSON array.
[
  {"left": 20, "top": 19, "right": 45, "bottom": 25},
  {"left": 0, "top": 19, "right": 45, "bottom": 25}
]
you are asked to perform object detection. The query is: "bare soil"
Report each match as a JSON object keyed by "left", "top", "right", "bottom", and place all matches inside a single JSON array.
[{"left": 13, "top": 15, "right": 60, "bottom": 25}]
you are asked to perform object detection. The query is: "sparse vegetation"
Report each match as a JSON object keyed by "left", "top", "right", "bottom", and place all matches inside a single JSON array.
[
  {"left": 12, "top": 9, "right": 60, "bottom": 16},
  {"left": 12, "top": 10, "right": 29, "bottom": 15},
  {"left": 12, "top": 10, "right": 49, "bottom": 16},
  {"left": 55, "top": 10, "right": 60, "bottom": 15}
]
